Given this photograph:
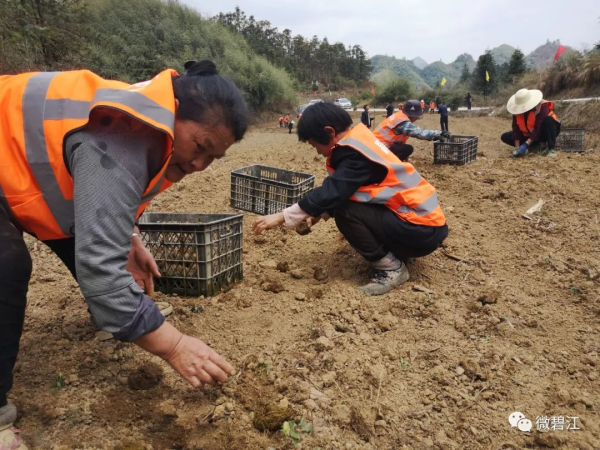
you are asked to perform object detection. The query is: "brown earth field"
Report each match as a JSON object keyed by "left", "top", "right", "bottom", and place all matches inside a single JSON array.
[{"left": 13, "top": 112, "right": 600, "bottom": 449}]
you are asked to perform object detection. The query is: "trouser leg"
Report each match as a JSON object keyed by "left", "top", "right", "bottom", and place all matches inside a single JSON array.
[{"left": 0, "top": 216, "right": 32, "bottom": 408}]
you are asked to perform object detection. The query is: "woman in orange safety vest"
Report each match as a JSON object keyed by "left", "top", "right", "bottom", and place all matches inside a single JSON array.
[
  {"left": 501, "top": 89, "right": 561, "bottom": 158},
  {"left": 0, "top": 60, "right": 247, "bottom": 445},
  {"left": 252, "top": 103, "right": 448, "bottom": 297}
]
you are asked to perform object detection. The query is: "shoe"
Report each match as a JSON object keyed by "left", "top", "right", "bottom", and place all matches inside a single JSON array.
[
  {"left": 94, "top": 302, "right": 173, "bottom": 341},
  {"left": 541, "top": 148, "right": 557, "bottom": 158},
  {"left": 0, "top": 426, "right": 27, "bottom": 450},
  {"left": 0, "top": 405, "right": 27, "bottom": 450},
  {"left": 358, "top": 263, "right": 410, "bottom": 296}
]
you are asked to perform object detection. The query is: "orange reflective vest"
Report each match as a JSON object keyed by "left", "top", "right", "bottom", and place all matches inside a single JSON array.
[
  {"left": 515, "top": 100, "right": 559, "bottom": 137},
  {"left": 0, "top": 69, "right": 176, "bottom": 240},
  {"left": 420, "top": 101, "right": 425, "bottom": 109},
  {"left": 327, "top": 124, "right": 446, "bottom": 227},
  {"left": 430, "top": 102, "right": 435, "bottom": 110},
  {"left": 284, "top": 116, "right": 289, "bottom": 123},
  {"left": 373, "top": 111, "right": 411, "bottom": 147},
  {"left": 278, "top": 117, "right": 283, "bottom": 123}
]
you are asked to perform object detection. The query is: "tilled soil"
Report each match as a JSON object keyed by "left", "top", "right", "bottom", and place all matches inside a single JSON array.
[{"left": 12, "top": 113, "right": 600, "bottom": 449}]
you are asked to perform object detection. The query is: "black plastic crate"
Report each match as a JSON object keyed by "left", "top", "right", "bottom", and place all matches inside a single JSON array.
[
  {"left": 557, "top": 128, "right": 585, "bottom": 152},
  {"left": 137, "top": 213, "right": 243, "bottom": 297},
  {"left": 231, "top": 165, "right": 315, "bottom": 215},
  {"left": 434, "top": 135, "right": 478, "bottom": 165}
]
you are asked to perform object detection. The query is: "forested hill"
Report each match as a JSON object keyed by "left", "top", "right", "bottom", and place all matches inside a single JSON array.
[{"left": 0, "top": 1, "right": 373, "bottom": 111}]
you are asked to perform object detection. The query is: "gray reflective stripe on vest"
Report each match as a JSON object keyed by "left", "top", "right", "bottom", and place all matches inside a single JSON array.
[
  {"left": 141, "top": 169, "right": 167, "bottom": 203},
  {"left": 23, "top": 73, "right": 75, "bottom": 236},
  {"left": 94, "top": 89, "right": 175, "bottom": 131},
  {"left": 44, "top": 90, "right": 175, "bottom": 133},
  {"left": 340, "top": 136, "right": 422, "bottom": 188},
  {"left": 397, "top": 192, "right": 439, "bottom": 216},
  {"left": 353, "top": 186, "right": 398, "bottom": 204},
  {"left": 44, "top": 99, "right": 91, "bottom": 120}
]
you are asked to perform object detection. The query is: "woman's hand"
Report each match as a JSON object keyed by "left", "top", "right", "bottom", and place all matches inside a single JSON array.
[
  {"left": 126, "top": 233, "right": 160, "bottom": 295},
  {"left": 165, "top": 334, "right": 234, "bottom": 387},
  {"left": 135, "top": 322, "right": 234, "bottom": 388},
  {"left": 252, "top": 212, "right": 284, "bottom": 235}
]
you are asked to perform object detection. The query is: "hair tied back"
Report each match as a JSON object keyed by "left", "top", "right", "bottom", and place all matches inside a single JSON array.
[{"left": 183, "top": 59, "right": 218, "bottom": 76}]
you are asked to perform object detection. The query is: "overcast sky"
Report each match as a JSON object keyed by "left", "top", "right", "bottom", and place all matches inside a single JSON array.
[{"left": 184, "top": 0, "right": 598, "bottom": 63}]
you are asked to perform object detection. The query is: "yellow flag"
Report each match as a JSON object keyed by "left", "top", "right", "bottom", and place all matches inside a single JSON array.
[
  {"left": 441, "top": 77, "right": 447, "bottom": 86},
  {"left": 486, "top": 71, "right": 490, "bottom": 82}
]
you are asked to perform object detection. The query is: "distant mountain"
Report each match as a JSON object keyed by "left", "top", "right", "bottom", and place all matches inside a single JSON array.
[
  {"left": 370, "top": 55, "right": 429, "bottom": 88},
  {"left": 526, "top": 39, "right": 576, "bottom": 69},
  {"left": 490, "top": 44, "right": 517, "bottom": 65},
  {"left": 420, "top": 61, "right": 458, "bottom": 87},
  {"left": 412, "top": 56, "right": 428, "bottom": 70},
  {"left": 370, "top": 40, "right": 576, "bottom": 89},
  {"left": 449, "top": 53, "right": 476, "bottom": 72}
]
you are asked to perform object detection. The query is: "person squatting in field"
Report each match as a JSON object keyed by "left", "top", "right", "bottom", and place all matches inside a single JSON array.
[
  {"left": 0, "top": 60, "right": 247, "bottom": 447},
  {"left": 374, "top": 100, "right": 449, "bottom": 162},
  {"left": 501, "top": 88, "right": 561, "bottom": 158},
  {"left": 252, "top": 103, "right": 448, "bottom": 296}
]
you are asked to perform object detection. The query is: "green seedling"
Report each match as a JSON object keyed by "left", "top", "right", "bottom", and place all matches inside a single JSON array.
[
  {"left": 569, "top": 286, "right": 582, "bottom": 296},
  {"left": 51, "top": 373, "right": 66, "bottom": 392},
  {"left": 399, "top": 357, "right": 410, "bottom": 370},
  {"left": 281, "top": 417, "right": 313, "bottom": 445}
]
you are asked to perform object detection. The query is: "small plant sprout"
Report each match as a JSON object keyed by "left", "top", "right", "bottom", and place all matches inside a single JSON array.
[
  {"left": 51, "top": 373, "right": 66, "bottom": 392},
  {"left": 281, "top": 417, "right": 313, "bottom": 445}
]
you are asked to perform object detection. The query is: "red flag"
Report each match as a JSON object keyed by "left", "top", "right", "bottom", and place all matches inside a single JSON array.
[
  {"left": 554, "top": 45, "right": 566, "bottom": 61},
  {"left": 371, "top": 89, "right": 376, "bottom": 97}
]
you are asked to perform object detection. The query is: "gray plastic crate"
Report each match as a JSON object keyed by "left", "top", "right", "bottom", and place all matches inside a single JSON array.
[
  {"left": 434, "top": 135, "right": 478, "bottom": 166},
  {"left": 231, "top": 165, "right": 315, "bottom": 215},
  {"left": 557, "top": 128, "right": 585, "bottom": 152},
  {"left": 137, "top": 213, "right": 243, "bottom": 296}
]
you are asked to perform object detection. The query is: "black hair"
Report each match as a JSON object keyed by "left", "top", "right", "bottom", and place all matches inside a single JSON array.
[
  {"left": 297, "top": 103, "right": 353, "bottom": 144},
  {"left": 172, "top": 59, "right": 248, "bottom": 141}
]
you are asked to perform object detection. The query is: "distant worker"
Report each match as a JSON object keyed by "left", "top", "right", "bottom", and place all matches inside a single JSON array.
[
  {"left": 385, "top": 102, "right": 394, "bottom": 118},
  {"left": 360, "top": 105, "right": 371, "bottom": 129},
  {"left": 374, "top": 100, "right": 449, "bottom": 162},
  {"left": 429, "top": 100, "right": 436, "bottom": 114},
  {"left": 501, "top": 89, "right": 560, "bottom": 158},
  {"left": 438, "top": 101, "right": 449, "bottom": 132},
  {"left": 278, "top": 116, "right": 284, "bottom": 128},
  {"left": 420, "top": 99, "right": 425, "bottom": 111},
  {"left": 398, "top": 103, "right": 404, "bottom": 112},
  {"left": 252, "top": 103, "right": 448, "bottom": 296},
  {"left": 288, "top": 119, "right": 295, "bottom": 135},
  {"left": 465, "top": 92, "right": 472, "bottom": 110},
  {"left": 283, "top": 114, "right": 290, "bottom": 128}
]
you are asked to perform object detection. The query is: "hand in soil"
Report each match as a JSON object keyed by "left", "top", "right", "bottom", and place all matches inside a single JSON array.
[
  {"left": 165, "top": 334, "right": 235, "bottom": 388},
  {"left": 126, "top": 238, "right": 161, "bottom": 295},
  {"left": 252, "top": 212, "right": 284, "bottom": 234}
]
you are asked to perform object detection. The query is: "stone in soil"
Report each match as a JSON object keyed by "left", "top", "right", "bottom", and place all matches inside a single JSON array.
[{"left": 314, "top": 268, "right": 329, "bottom": 281}]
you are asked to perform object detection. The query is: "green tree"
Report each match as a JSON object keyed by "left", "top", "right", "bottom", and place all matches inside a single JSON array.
[
  {"left": 0, "top": 0, "right": 91, "bottom": 73},
  {"left": 374, "top": 78, "right": 412, "bottom": 104},
  {"left": 506, "top": 48, "right": 527, "bottom": 83},
  {"left": 471, "top": 50, "right": 497, "bottom": 97},
  {"left": 460, "top": 63, "right": 470, "bottom": 83}
]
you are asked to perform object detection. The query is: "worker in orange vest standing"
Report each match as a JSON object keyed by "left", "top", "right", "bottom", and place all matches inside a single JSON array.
[
  {"left": 283, "top": 114, "right": 290, "bottom": 129},
  {"left": 374, "top": 100, "right": 449, "bottom": 162},
  {"left": 429, "top": 100, "right": 436, "bottom": 114},
  {"left": 0, "top": 60, "right": 247, "bottom": 446},
  {"left": 420, "top": 99, "right": 425, "bottom": 112},
  {"left": 252, "top": 103, "right": 448, "bottom": 296},
  {"left": 278, "top": 116, "right": 284, "bottom": 128},
  {"left": 502, "top": 88, "right": 561, "bottom": 158}
]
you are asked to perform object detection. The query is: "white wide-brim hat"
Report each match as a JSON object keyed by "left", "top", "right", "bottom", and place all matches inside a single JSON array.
[{"left": 506, "top": 89, "right": 543, "bottom": 114}]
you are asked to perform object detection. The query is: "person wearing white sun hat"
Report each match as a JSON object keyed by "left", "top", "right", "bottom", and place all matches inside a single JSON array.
[{"left": 501, "top": 88, "right": 561, "bottom": 158}]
